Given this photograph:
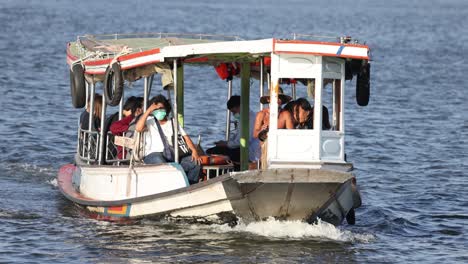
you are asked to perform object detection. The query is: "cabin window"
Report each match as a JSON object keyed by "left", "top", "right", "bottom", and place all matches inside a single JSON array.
[
  {"left": 275, "top": 78, "right": 312, "bottom": 130},
  {"left": 323, "top": 79, "right": 342, "bottom": 131},
  {"left": 277, "top": 78, "right": 342, "bottom": 131}
]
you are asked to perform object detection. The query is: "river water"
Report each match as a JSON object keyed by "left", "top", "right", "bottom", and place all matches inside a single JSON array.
[{"left": 0, "top": 0, "right": 467, "bottom": 263}]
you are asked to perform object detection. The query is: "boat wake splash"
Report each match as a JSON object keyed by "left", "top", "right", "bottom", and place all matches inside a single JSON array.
[
  {"left": 48, "top": 178, "right": 58, "bottom": 187},
  {"left": 208, "top": 217, "right": 374, "bottom": 242}
]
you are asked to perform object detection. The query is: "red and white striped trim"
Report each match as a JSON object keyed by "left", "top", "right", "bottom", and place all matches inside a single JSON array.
[
  {"left": 67, "top": 44, "right": 163, "bottom": 75},
  {"left": 273, "top": 39, "right": 369, "bottom": 60}
]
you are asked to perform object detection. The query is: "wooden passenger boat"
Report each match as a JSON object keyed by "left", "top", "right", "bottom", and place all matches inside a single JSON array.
[{"left": 58, "top": 33, "right": 370, "bottom": 225}]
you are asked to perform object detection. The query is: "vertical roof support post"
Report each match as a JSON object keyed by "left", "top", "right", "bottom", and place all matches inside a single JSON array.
[
  {"left": 87, "top": 83, "right": 95, "bottom": 164},
  {"left": 85, "top": 81, "right": 89, "bottom": 110},
  {"left": 332, "top": 80, "right": 336, "bottom": 130},
  {"left": 166, "top": 89, "right": 172, "bottom": 101},
  {"left": 267, "top": 72, "right": 271, "bottom": 91},
  {"left": 314, "top": 57, "right": 324, "bottom": 161},
  {"left": 87, "top": 83, "right": 95, "bottom": 135},
  {"left": 143, "top": 77, "right": 149, "bottom": 111},
  {"left": 259, "top": 57, "right": 264, "bottom": 110},
  {"left": 173, "top": 59, "right": 179, "bottom": 163},
  {"left": 98, "top": 89, "right": 107, "bottom": 165},
  {"left": 225, "top": 79, "right": 233, "bottom": 141},
  {"left": 148, "top": 74, "right": 154, "bottom": 96},
  {"left": 292, "top": 82, "right": 297, "bottom": 100},
  {"left": 268, "top": 53, "right": 280, "bottom": 167},
  {"left": 340, "top": 62, "right": 346, "bottom": 160},
  {"left": 118, "top": 86, "right": 124, "bottom": 120},
  {"left": 176, "top": 62, "right": 184, "bottom": 127},
  {"left": 240, "top": 61, "right": 250, "bottom": 171}
]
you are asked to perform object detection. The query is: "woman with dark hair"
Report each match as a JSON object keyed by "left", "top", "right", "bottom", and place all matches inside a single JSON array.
[
  {"left": 80, "top": 93, "right": 103, "bottom": 131},
  {"left": 287, "top": 97, "right": 331, "bottom": 130},
  {"left": 136, "top": 94, "right": 201, "bottom": 184},
  {"left": 293, "top": 98, "right": 313, "bottom": 129},
  {"left": 109, "top": 96, "right": 144, "bottom": 159}
]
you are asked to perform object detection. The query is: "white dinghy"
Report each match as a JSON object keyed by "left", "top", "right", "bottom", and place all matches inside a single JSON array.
[{"left": 58, "top": 33, "right": 370, "bottom": 226}]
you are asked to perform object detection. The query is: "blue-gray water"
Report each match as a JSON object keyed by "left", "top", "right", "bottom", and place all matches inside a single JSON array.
[{"left": 1, "top": 0, "right": 467, "bottom": 263}]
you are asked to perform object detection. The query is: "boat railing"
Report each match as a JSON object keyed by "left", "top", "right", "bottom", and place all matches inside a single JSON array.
[
  {"left": 80, "top": 32, "right": 243, "bottom": 42},
  {"left": 290, "top": 33, "right": 359, "bottom": 44},
  {"left": 77, "top": 128, "right": 100, "bottom": 163},
  {"left": 77, "top": 128, "right": 132, "bottom": 164},
  {"left": 105, "top": 132, "right": 131, "bottom": 164}
]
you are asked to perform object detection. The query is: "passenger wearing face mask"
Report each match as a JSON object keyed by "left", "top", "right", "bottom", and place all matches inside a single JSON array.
[
  {"left": 206, "top": 95, "right": 260, "bottom": 167},
  {"left": 135, "top": 94, "right": 201, "bottom": 184}
]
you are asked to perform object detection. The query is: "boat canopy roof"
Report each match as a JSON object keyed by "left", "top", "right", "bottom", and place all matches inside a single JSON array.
[{"left": 67, "top": 33, "right": 370, "bottom": 82}]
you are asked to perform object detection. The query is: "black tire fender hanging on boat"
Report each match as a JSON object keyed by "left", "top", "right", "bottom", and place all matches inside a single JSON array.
[
  {"left": 70, "top": 63, "right": 86, "bottom": 108},
  {"left": 345, "top": 61, "right": 353, "bottom": 80},
  {"left": 346, "top": 208, "right": 356, "bottom": 225},
  {"left": 356, "top": 62, "right": 370, "bottom": 106},
  {"left": 104, "top": 61, "right": 124, "bottom": 106}
]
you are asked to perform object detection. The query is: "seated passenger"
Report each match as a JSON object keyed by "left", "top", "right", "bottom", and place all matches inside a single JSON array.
[
  {"left": 80, "top": 93, "right": 103, "bottom": 131},
  {"left": 253, "top": 88, "right": 293, "bottom": 169},
  {"left": 109, "top": 96, "right": 143, "bottom": 159},
  {"left": 253, "top": 87, "right": 293, "bottom": 142},
  {"left": 287, "top": 98, "right": 331, "bottom": 130},
  {"left": 135, "top": 94, "right": 201, "bottom": 184},
  {"left": 206, "top": 95, "right": 260, "bottom": 167},
  {"left": 291, "top": 98, "right": 312, "bottom": 129},
  {"left": 283, "top": 99, "right": 297, "bottom": 119},
  {"left": 109, "top": 96, "right": 143, "bottom": 137},
  {"left": 106, "top": 97, "right": 140, "bottom": 132}
]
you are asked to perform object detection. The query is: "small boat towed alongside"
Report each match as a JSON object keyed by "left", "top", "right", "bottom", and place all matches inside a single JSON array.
[{"left": 58, "top": 33, "right": 371, "bottom": 226}]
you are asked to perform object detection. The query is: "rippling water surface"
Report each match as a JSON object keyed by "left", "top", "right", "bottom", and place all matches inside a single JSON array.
[{"left": 0, "top": 0, "right": 467, "bottom": 263}]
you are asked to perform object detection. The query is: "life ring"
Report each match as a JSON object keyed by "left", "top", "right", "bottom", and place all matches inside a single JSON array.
[
  {"left": 356, "top": 62, "right": 370, "bottom": 106},
  {"left": 199, "top": 154, "right": 231, "bottom": 166},
  {"left": 70, "top": 63, "right": 86, "bottom": 108},
  {"left": 104, "top": 61, "right": 124, "bottom": 106}
]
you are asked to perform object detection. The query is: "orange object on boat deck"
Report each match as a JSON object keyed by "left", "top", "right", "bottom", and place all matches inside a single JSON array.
[{"left": 199, "top": 154, "right": 231, "bottom": 166}]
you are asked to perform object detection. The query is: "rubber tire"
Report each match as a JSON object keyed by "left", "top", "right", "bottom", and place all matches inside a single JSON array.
[
  {"left": 345, "top": 61, "right": 353, "bottom": 80},
  {"left": 104, "top": 62, "right": 124, "bottom": 106},
  {"left": 356, "top": 63, "right": 370, "bottom": 106},
  {"left": 346, "top": 208, "right": 356, "bottom": 225},
  {"left": 345, "top": 60, "right": 362, "bottom": 80},
  {"left": 70, "top": 63, "right": 86, "bottom": 108}
]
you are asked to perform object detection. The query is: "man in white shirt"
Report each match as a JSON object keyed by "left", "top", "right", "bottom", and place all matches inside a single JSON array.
[
  {"left": 135, "top": 102, "right": 166, "bottom": 164},
  {"left": 207, "top": 96, "right": 260, "bottom": 168},
  {"left": 135, "top": 95, "right": 201, "bottom": 183}
]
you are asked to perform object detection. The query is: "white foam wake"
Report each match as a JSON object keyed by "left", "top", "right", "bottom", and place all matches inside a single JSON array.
[
  {"left": 48, "top": 178, "right": 58, "bottom": 187},
  {"left": 5, "top": 162, "right": 56, "bottom": 177},
  {"left": 209, "top": 218, "right": 374, "bottom": 243}
]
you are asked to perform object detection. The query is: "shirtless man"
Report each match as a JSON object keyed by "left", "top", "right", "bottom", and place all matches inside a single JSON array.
[{"left": 253, "top": 88, "right": 294, "bottom": 141}]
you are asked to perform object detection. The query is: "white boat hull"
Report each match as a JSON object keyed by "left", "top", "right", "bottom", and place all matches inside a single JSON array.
[{"left": 58, "top": 163, "right": 361, "bottom": 226}]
